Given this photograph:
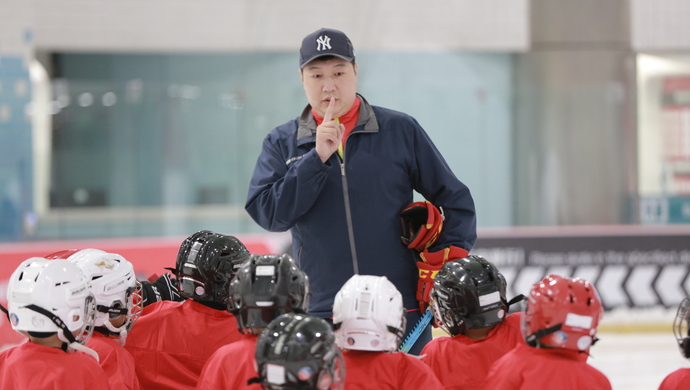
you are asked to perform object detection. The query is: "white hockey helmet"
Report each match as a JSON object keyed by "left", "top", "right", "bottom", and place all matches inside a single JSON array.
[
  {"left": 48, "top": 248, "right": 143, "bottom": 344},
  {"left": 7, "top": 257, "right": 98, "bottom": 358},
  {"left": 332, "top": 275, "right": 406, "bottom": 352}
]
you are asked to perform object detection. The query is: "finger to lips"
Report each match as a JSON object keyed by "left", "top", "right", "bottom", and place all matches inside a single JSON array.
[{"left": 324, "top": 97, "right": 336, "bottom": 123}]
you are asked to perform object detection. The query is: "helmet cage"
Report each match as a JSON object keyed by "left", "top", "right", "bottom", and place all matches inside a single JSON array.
[
  {"left": 175, "top": 230, "right": 250, "bottom": 303},
  {"left": 97, "top": 281, "right": 143, "bottom": 340},
  {"left": 674, "top": 297, "right": 690, "bottom": 359},
  {"left": 70, "top": 294, "right": 97, "bottom": 345}
]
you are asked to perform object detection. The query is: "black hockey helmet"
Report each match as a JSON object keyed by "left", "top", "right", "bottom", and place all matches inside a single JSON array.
[
  {"left": 254, "top": 313, "right": 345, "bottom": 390},
  {"left": 228, "top": 253, "right": 310, "bottom": 332},
  {"left": 175, "top": 230, "right": 250, "bottom": 304},
  {"left": 430, "top": 255, "right": 510, "bottom": 336}
]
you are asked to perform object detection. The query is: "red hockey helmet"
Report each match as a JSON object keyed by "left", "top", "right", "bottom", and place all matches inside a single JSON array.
[
  {"left": 521, "top": 274, "right": 603, "bottom": 352},
  {"left": 400, "top": 200, "right": 444, "bottom": 251}
]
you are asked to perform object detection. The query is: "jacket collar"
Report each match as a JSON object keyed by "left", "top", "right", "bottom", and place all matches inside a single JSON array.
[{"left": 297, "top": 93, "right": 378, "bottom": 142}]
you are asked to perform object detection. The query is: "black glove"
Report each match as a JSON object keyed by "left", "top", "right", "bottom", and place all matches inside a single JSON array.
[{"left": 140, "top": 273, "right": 182, "bottom": 306}]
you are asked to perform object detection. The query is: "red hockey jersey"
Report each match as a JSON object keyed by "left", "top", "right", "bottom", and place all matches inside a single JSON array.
[
  {"left": 659, "top": 367, "right": 690, "bottom": 389},
  {"left": 88, "top": 332, "right": 140, "bottom": 390},
  {"left": 196, "top": 333, "right": 262, "bottom": 390},
  {"left": 125, "top": 299, "right": 243, "bottom": 390},
  {"left": 484, "top": 342, "right": 612, "bottom": 390},
  {"left": 0, "top": 340, "right": 110, "bottom": 389},
  {"left": 342, "top": 349, "right": 444, "bottom": 389},
  {"left": 420, "top": 312, "right": 522, "bottom": 390}
]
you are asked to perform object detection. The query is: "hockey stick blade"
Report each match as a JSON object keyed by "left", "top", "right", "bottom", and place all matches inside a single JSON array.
[{"left": 398, "top": 308, "right": 433, "bottom": 353}]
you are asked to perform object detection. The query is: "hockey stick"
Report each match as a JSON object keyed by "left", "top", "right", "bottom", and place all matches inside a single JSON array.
[{"left": 398, "top": 308, "right": 433, "bottom": 353}]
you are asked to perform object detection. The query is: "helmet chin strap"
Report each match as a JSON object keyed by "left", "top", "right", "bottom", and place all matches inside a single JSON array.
[
  {"left": 96, "top": 295, "right": 141, "bottom": 346},
  {"left": 525, "top": 323, "right": 562, "bottom": 347},
  {"left": 104, "top": 320, "right": 128, "bottom": 345},
  {"left": 68, "top": 340, "right": 100, "bottom": 361},
  {"left": 506, "top": 294, "right": 526, "bottom": 308},
  {"left": 23, "top": 304, "right": 100, "bottom": 362},
  {"left": 0, "top": 303, "right": 9, "bottom": 321}
]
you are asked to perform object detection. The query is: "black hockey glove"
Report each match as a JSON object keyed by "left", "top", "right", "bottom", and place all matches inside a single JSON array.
[{"left": 140, "top": 273, "right": 183, "bottom": 306}]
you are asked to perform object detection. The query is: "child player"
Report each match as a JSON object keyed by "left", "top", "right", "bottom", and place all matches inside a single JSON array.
[
  {"left": 420, "top": 255, "right": 524, "bottom": 390},
  {"left": 484, "top": 274, "right": 612, "bottom": 389},
  {"left": 196, "top": 253, "right": 310, "bottom": 390},
  {"left": 333, "top": 274, "right": 444, "bottom": 389},
  {"left": 0, "top": 257, "right": 110, "bottom": 389}
]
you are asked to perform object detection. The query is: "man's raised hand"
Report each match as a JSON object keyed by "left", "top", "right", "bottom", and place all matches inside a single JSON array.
[{"left": 315, "top": 98, "right": 345, "bottom": 163}]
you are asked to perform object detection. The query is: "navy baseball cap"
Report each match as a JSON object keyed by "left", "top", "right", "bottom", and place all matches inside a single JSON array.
[{"left": 299, "top": 28, "right": 355, "bottom": 69}]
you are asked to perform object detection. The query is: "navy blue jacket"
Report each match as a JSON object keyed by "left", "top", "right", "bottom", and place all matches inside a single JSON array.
[{"left": 245, "top": 95, "right": 476, "bottom": 317}]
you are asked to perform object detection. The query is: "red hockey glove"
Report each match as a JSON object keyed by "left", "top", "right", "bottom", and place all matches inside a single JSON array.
[
  {"left": 419, "top": 246, "right": 469, "bottom": 266},
  {"left": 416, "top": 261, "right": 442, "bottom": 312},
  {"left": 416, "top": 246, "right": 470, "bottom": 312},
  {"left": 400, "top": 201, "right": 444, "bottom": 251}
]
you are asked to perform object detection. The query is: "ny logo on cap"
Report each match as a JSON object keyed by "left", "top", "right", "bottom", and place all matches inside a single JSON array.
[{"left": 316, "top": 35, "right": 332, "bottom": 51}]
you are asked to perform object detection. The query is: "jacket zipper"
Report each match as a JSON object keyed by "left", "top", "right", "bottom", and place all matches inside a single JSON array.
[{"left": 337, "top": 153, "right": 359, "bottom": 275}]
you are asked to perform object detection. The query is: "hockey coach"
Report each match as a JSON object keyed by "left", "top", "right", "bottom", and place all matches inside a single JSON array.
[{"left": 245, "top": 27, "right": 477, "bottom": 354}]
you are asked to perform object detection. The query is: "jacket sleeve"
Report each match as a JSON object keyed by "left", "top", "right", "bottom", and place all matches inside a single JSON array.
[
  {"left": 409, "top": 118, "right": 477, "bottom": 252},
  {"left": 245, "top": 132, "right": 330, "bottom": 232}
]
